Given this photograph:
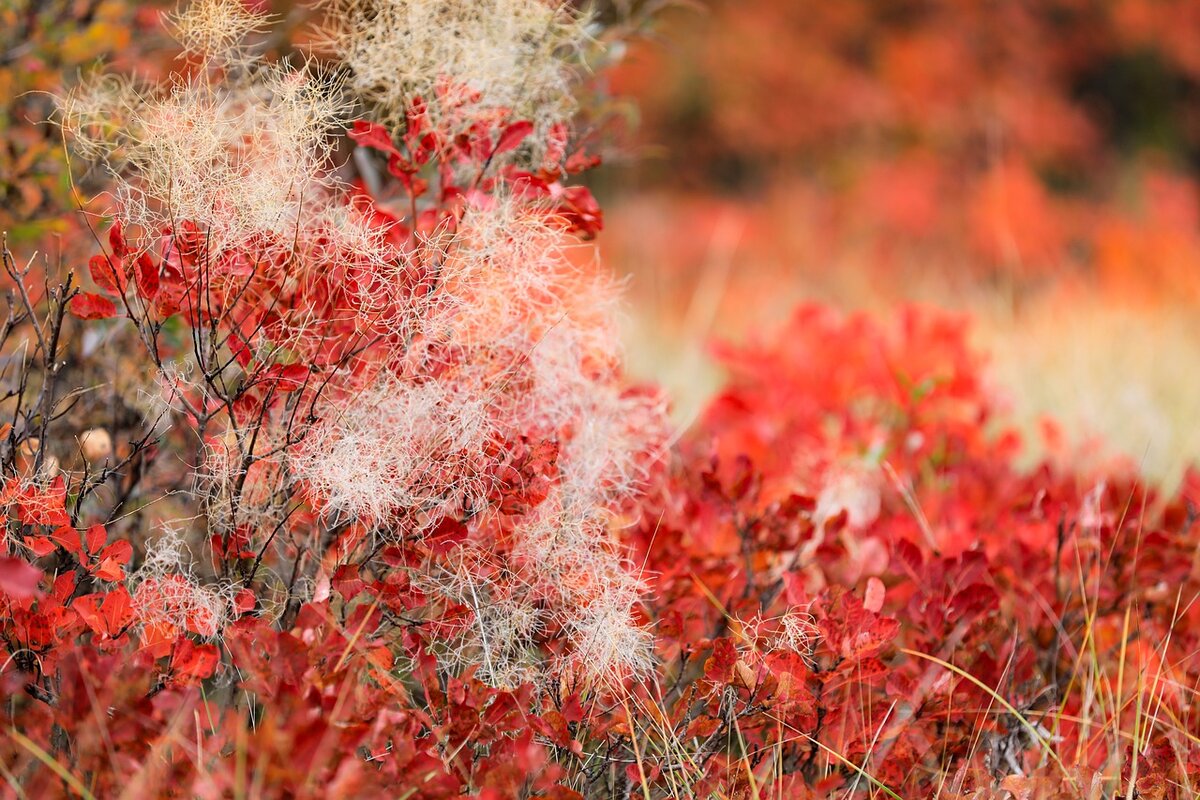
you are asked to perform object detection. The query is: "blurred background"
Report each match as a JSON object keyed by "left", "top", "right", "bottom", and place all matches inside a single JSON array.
[
  {"left": 5, "top": 0, "right": 1200, "bottom": 488},
  {"left": 592, "top": 0, "right": 1200, "bottom": 490}
]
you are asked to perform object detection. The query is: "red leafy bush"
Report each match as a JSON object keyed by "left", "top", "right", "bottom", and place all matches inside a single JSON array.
[
  {"left": 621, "top": 305, "right": 1200, "bottom": 797},
  {"left": 0, "top": 3, "right": 1196, "bottom": 799}
]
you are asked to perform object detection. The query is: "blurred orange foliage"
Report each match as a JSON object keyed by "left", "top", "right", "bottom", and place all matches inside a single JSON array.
[
  {"left": 606, "top": 0, "right": 1200, "bottom": 303},
  {"left": 0, "top": 1, "right": 165, "bottom": 246}
]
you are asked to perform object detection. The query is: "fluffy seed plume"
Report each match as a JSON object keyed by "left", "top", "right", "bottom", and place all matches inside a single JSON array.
[
  {"left": 131, "top": 528, "right": 231, "bottom": 640},
  {"left": 291, "top": 374, "right": 496, "bottom": 529},
  {"left": 59, "top": 5, "right": 362, "bottom": 260},
  {"left": 320, "top": 0, "right": 592, "bottom": 149},
  {"left": 168, "top": 0, "right": 272, "bottom": 64},
  {"left": 564, "top": 583, "right": 653, "bottom": 685}
]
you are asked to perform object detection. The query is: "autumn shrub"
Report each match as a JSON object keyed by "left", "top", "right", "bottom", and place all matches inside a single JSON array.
[{"left": 0, "top": 2, "right": 1197, "bottom": 799}]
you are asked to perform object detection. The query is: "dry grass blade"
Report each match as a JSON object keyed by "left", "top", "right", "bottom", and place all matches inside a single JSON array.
[
  {"left": 900, "top": 648, "right": 1078, "bottom": 790},
  {"left": 8, "top": 729, "right": 97, "bottom": 800}
]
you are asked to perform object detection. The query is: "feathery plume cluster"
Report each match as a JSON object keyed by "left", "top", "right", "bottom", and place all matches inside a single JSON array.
[
  {"left": 56, "top": 73, "right": 145, "bottom": 164},
  {"left": 58, "top": 0, "right": 408, "bottom": 292},
  {"left": 291, "top": 375, "right": 497, "bottom": 528},
  {"left": 168, "top": 0, "right": 271, "bottom": 64},
  {"left": 562, "top": 580, "right": 654, "bottom": 683},
  {"left": 422, "top": 505, "right": 656, "bottom": 688},
  {"left": 774, "top": 608, "right": 820, "bottom": 660},
  {"left": 320, "top": 0, "right": 592, "bottom": 140},
  {"left": 431, "top": 198, "right": 596, "bottom": 343},
  {"left": 292, "top": 192, "right": 666, "bottom": 684},
  {"left": 131, "top": 528, "right": 230, "bottom": 640},
  {"left": 422, "top": 547, "right": 545, "bottom": 689},
  {"left": 62, "top": 66, "right": 347, "bottom": 256},
  {"left": 197, "top": 425, "right": 291, "bottom": 538}
]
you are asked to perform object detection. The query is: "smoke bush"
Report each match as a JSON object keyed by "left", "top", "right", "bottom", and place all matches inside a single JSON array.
[
  {"left": 1, "top": 2, "right": 1197, "bottom": 798},
  {"left": 320, "top": 0, "right": 592, "bottom": 159},
  {"left": 50, "top": 0, "right": 664, "bottom": 693}
]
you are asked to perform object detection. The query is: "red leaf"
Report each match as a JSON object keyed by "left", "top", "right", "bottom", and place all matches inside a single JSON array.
[
  {"left": 949, "top": 583, "right": 998, "bottom": 621},
  {"left": 102, "top": 587, "right": 133, "bottom": 633},
  {"left": 98, "top": 539, "right": 133, "bottom": 566},
  {"left": 405, "top": 96, "right": 428, "bottom": 136},
  {"left": 427, "top": 517, "right": 468, "bottom": 556},
  {"left": 625, "top": 760, "right": 662, "bottom": 788},
  {"left": 704, "top": 638, "right": 738, "bottom": 683},
  {"left": 49, "top": 526, "right": 82, "bottom": 556},
  {"left": 387, "top": 154, "right": 429, "bottom": 198},
  {"left": 494, "top": 120, "right": 534, "bottom": 156},
  {"left": 84, "top": 524, "right": 107, "bottom": 555},
  {"left": 139, "top": 623, "right": 176, "bottom": 659},
  {"left": 108, "top": 219, "right": 129, "bottom": 258},
  {"left": 233, "top": 589, "right": 255, "bottom": 615},
  {"left": 0, "top": 558, "right": 42, "bottom": 599},
  {"left": 88, "top": 254, "right": 127, "bottom": 295},
  {"left": 0, "top": 478, "right": 18, "bottom": 507},
  {"left": 276, "top": 364, "right": 309, "bottom": 392},
  {"left": 564, "top": 147, "right": 601, "bottom": 174},
  {"left": 51, "top": 572, "right": 76, "bottom": 603},
  {"left": 413, "top": 132, "right": 437, "bottom": 164},
  {"left": 864, "top": 576, "right": 885, "bottom": 613},
  {"left": 263, "top": 363, "right": 310, "bottom": 393},
  {"left": 531, "top": 709, "right": 573, "bottom": 748},
  {"left": 548, "top": 695, "right": 578, "bottom": 728},
  {"left": 227, "top": 332, "right": 254, "bottom": 368},
  {"left": 230, "top": 393, "right": 262, "bottom": 428},
  {"left": 893, "top": 538, "right": 924, "bottom": 578},
  {"left": 782, "top": 570, "right": 809, "bottom": 607},
  {"left": 24, "top": 536, "right": 55, "bottom": 557},
  {"left": 17, "top": 479, "right": 70, "bottom": 527},
  {"left": 844, "top": 616, "right": 899, "bottom": 660},
  {"left": 332, "top": 563, "right": 366, "bottom": 601},
  {"left": 556, "top": 185, "right": 603, "bottom": 239},
  {"left": 154, "top": 263, "right": 186, "bottom": 317},
  {"left": 69, "top": 292, "right": 118, "bottom": 320},
  {"left": 135, "top": 253, "right": 160, "bottom": 301},
  {"left": 348, "top": 120, "right": 399, "bottom": 155},
  {"left": 685, "top": 715, "right": 721, "bottom": 740},
  {"left": 74, "top": 587, "right": 133, "bottom": 638},
  {"left": 386, "top": 152, "right": 416, "bottom": 176},
  {"left": 171, "top": 638, "right": 219, "bottom": 683},
  {"left": 542, "top": 787, "right": 585, "bottom": 800},
  {"left": 90, "top": 557, "right": 124, "bottom": 583}
]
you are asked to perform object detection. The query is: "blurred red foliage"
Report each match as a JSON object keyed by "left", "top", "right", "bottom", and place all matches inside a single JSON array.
[{"left": 605, "top": 0, "right": 1200, "bottom": 301}]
